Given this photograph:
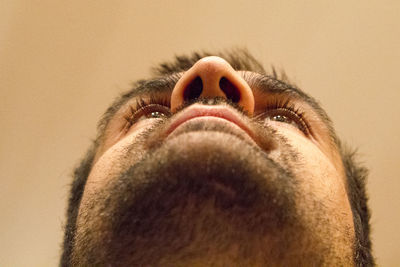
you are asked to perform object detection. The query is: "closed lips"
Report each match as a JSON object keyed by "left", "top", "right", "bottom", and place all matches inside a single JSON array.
[{"left": 164, "top": 104, "right": 256, "bottom": 141}]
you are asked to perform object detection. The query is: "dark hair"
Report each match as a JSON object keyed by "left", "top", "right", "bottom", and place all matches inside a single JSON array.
[
  {"left": 60, "top": 49, "right": 374, "bottom": 266},
  {"left": 340, "top": 143, "right": 374, "bottom": 265}
]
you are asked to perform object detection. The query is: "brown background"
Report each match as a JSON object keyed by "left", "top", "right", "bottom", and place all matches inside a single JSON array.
[{"left": 1, "top": 1, "right": 399, "bottom": 266}]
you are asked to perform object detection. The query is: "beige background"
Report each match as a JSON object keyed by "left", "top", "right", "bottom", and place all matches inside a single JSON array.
[{"left": 1, "top": 1, "right": 399, "bottom": 266}]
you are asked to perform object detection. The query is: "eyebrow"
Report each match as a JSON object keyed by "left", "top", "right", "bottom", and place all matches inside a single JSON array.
[
  {"left": 99, "top": 72, "right": 338, "bottom": 146},
  {"left": 122, "top": 72, "right": 311, "bottom": 105}
]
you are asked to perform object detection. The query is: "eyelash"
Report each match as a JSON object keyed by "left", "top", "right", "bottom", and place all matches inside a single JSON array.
[
  {"left": 124, "top": 95, "right": 171, "bottom": 126},
  {"left": 124, "top": 96, "right": 310, "bottom": 135},
  {"left": 257, "top": 98, "right": 310, "bottom": 135}
]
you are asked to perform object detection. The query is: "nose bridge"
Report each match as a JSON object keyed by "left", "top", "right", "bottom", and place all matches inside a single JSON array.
[{"left": 170, "top": 56, "right": 255, "bottom": 115}]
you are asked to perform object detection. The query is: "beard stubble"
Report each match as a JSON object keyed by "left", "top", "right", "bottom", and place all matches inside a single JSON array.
[{"left": 71, "top": 130, "right": 317, "bottom": 266}]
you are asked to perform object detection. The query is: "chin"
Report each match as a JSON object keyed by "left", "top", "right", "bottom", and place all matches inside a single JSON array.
[{"left": 72, "top": 131, "right": 354, "bottom": 266}]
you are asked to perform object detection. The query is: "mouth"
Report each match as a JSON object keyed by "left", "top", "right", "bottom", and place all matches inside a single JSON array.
[{"left": 164, "top": 104, "right": 257, "bottom": 142}]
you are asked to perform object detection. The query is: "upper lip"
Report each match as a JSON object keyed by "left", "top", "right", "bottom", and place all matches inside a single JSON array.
[{"left": 164, "top": 104, "right": 257, "bottom": 142}]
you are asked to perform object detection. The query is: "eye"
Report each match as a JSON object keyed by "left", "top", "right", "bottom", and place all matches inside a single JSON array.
[
  {"left": 257, "top": 107, "right": 310, "bottom": 135},
  {"left": 126, "top": 103, "right": 171, "bottom": 126}
]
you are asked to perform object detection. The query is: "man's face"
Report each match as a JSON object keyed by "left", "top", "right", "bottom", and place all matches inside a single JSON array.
[{"left": 70, "top": 56, "right": 355, "bottom": 265}]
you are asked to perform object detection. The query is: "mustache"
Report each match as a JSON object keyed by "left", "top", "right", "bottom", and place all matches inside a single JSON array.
[{"left": 173, "top": 97, "right": 248, "bottom": 115}]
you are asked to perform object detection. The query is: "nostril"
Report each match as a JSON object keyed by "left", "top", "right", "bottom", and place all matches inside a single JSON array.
[
  {"left": 219, "top": 77, "right": 240, "bottom": 103},
  {"left": 184, "top": 76, "right": 203, "bottom": 101}
]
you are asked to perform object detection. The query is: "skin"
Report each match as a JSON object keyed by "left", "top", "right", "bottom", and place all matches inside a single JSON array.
[{"left": 71, "top": 56, "right": 356, "bottom": 266}]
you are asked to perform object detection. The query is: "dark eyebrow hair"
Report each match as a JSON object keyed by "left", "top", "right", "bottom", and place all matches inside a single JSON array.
[{"left": 132, "top": 74, "right": 180, "bottom": 97}]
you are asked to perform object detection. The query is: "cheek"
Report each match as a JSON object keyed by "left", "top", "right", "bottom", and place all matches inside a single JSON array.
[
  {"left": 274, "top": 128, "right": 354, "bottom": 229},
  {"left": 268, "top": 123, "right": 344, "bottom": 194},
  {"left": 81, "top": 123, "right": 155, "bottom": 204}
]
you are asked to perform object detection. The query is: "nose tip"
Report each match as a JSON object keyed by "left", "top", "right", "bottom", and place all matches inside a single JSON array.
[{"left": 170, "top": 56, "right": 255, "bottom": 115}]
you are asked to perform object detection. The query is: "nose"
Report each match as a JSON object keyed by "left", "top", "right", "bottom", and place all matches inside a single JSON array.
[{"left": 170, "top": 56, "right": 255, "bottom": 115}]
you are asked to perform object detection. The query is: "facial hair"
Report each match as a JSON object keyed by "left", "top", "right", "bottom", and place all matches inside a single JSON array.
[{"left": 70, "top": 118, "right": 351, "bottom": 266}]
